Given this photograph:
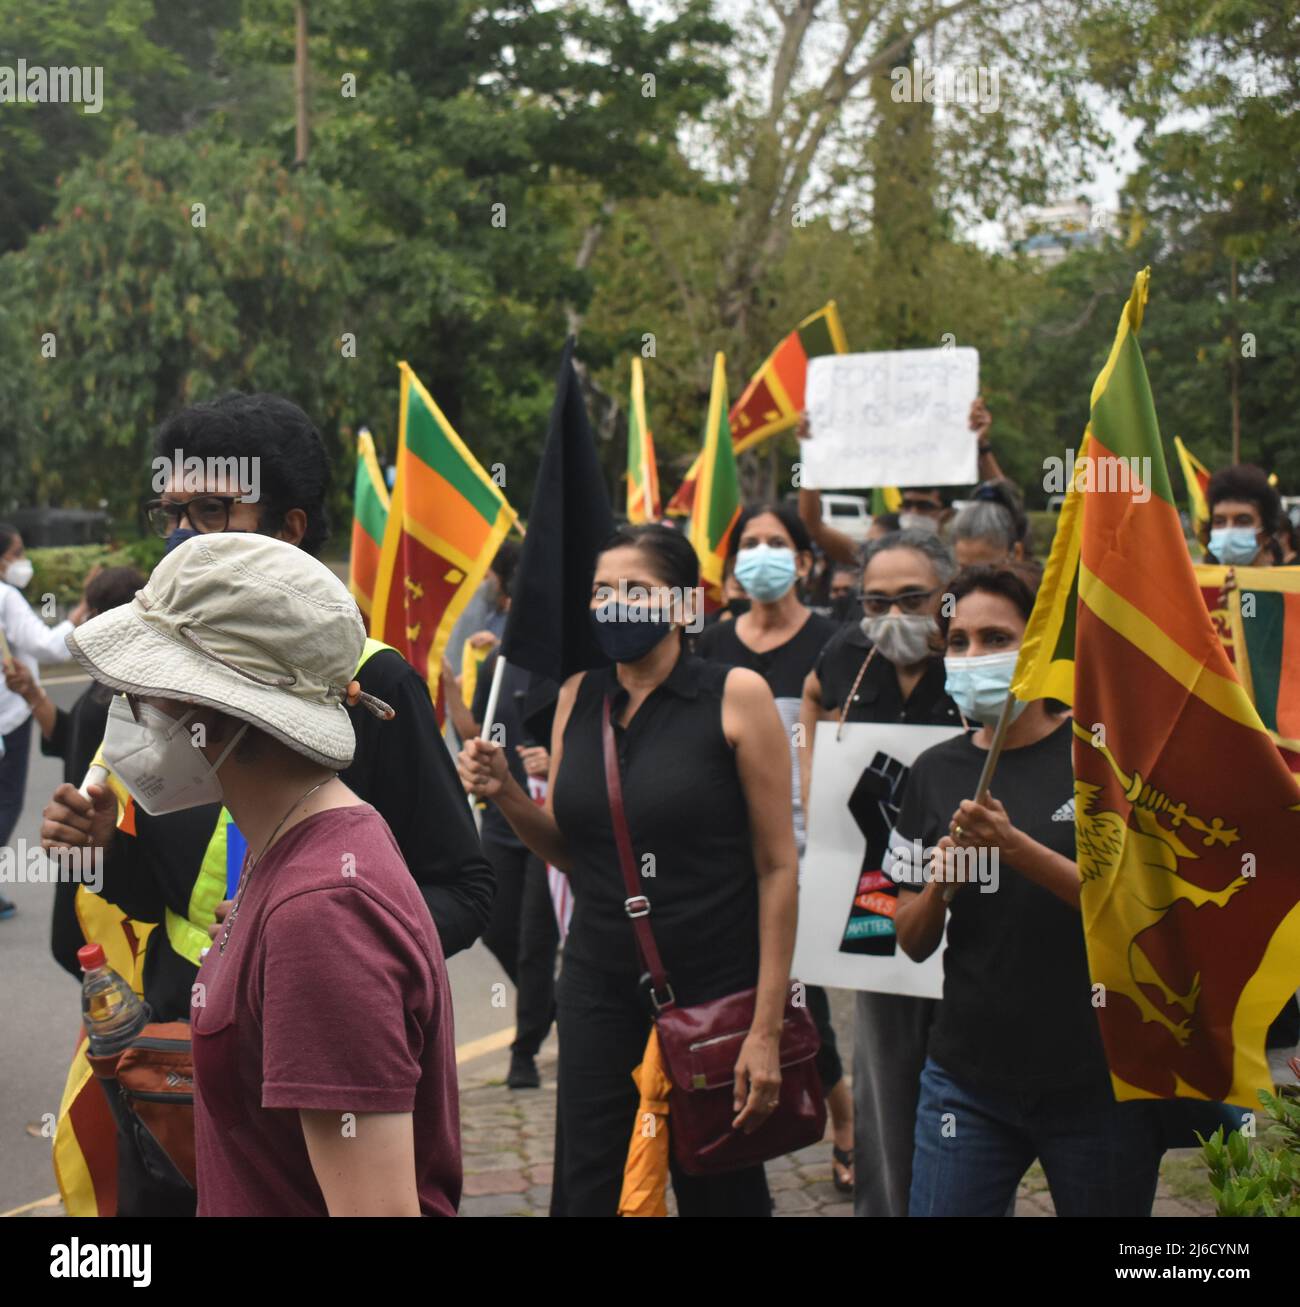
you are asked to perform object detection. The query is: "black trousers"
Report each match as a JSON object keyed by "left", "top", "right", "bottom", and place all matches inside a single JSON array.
[
  {"left": 805, "top": 984, "right": 843, "bottom": 1091},
  {"left": 550, "top": 954, "right": 772, "bottom": 1217},
  {"left": 0, "top": 714, "right": 33, "bottom": 848},
  {"left": 481, "top": 836, "right": 558, "bottom": 1058}
]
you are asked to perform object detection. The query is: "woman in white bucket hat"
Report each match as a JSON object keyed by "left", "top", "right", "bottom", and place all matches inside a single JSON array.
[{"left": 67, "top": 532, "right": 462, "bottom": 1217}]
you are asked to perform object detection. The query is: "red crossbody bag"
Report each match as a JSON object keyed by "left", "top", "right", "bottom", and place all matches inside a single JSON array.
[{"left": 601, "top": 695, "right": 826, "bottom": 1176}]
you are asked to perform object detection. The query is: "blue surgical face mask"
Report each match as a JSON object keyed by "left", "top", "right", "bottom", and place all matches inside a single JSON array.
[
  {"left": 734, "top": 544, "right": 798, "bottom": 603},
  {"left": 165, "top": 528, "right": 199, "bottom": 555},
  {"left": 1209, "top": 526, "right": 1261, "bottom": 566},
  {"left": 943, "top": 650, "right": 1029, "bottom": 727},
  {"left": 589, "top": 601, "right": 674, "bottom": 664}
]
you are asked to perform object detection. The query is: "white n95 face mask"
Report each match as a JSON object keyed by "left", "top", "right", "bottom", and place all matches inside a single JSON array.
[
  {"left": 4, "top": 557, "right": 33, "bottom": 588},
  {"left": 100, "top": 694, "right": 247, "bottom": 816}
]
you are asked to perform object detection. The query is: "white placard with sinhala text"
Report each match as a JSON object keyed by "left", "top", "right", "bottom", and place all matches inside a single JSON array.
[{"left": 801, "top": 347, "right": 980, "bottom": 489}]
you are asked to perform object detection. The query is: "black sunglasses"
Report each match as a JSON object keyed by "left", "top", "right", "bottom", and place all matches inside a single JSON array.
[{"left": 858, "top": 587, "right": 941, "bottom": 616}]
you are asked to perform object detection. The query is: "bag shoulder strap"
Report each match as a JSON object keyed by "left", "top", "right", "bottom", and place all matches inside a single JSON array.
[{"left": 601, "top": 694, "right": 674, "bottom": 1009}]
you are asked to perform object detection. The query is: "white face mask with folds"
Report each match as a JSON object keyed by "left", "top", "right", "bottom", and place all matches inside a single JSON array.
[
  {"left": 4, "top": 557, "right": 33, "bottom": 588},
  {"left": 100, "top": 694, "right": 247, "bottom": 816}
]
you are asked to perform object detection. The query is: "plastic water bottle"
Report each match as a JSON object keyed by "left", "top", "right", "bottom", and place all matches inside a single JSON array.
[{"left": 79, "top": 943, "right": 149, "bottom": 1056}]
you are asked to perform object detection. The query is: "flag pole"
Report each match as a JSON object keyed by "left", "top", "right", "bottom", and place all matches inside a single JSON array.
[
  {"left": 478, "top": 653, "right": 508, "bottom": 742},
  {"left": 470, "top": 654, "right": 509, "bottom": 835},
  {"left": 942, "top": 690, "right": 1019, "bottom": 903}
]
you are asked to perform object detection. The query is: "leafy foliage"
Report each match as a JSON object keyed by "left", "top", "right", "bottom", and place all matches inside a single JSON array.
[{"left": 1201, "top": 1087, "right": 1300, "bottom": 1218}]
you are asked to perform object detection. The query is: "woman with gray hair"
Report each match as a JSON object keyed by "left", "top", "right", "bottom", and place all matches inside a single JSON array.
[
  {"left": 797, "top": 528, "right": 964, "bottom": 1217},
  {"left": 950, "top": 480, "right": 1029, "bottom": 568}
]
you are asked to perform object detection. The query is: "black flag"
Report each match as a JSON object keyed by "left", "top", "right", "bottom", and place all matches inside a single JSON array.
[{"left": 500, "top": 338, "right": 615, "bottom": 684}]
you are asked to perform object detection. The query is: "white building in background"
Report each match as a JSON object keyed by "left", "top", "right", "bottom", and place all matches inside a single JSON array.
[{"left": 1008, "top": 198, "right": 1116, "bottom": 265}]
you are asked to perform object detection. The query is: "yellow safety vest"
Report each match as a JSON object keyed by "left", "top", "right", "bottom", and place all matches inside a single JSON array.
[{"left": 162, "top": 637, "right": 396, "bottom": 967}]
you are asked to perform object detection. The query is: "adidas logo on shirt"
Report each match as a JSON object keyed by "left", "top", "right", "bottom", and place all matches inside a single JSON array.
[{"left": 1051, "top": 798, "right": 1075, "bottom": 822}]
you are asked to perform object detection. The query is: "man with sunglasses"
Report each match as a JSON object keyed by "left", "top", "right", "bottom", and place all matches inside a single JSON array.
[
  {"left": 41, "top": 393, "right": 494, "bottom": 1216},
  {"left": 796, "top": 528, "right": 963, "bottom": 1219}
]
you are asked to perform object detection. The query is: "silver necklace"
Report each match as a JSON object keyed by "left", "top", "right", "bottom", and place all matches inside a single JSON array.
[{"left": 218, "top": 779, "right": 331, "bottom": 955}]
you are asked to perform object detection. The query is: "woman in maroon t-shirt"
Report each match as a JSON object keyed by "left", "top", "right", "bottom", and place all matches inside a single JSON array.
[{"left": 63, "top": 532, "right": 461, "bottom": 1217}]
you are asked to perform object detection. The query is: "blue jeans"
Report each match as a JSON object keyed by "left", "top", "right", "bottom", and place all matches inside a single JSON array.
[{"left": 909, "top": 1056, "right": 1164, "bottom": 1217}]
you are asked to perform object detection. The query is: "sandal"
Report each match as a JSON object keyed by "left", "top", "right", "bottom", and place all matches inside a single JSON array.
[{"left": 832, "top": 1145, "right": 854, "bottom": 1195}]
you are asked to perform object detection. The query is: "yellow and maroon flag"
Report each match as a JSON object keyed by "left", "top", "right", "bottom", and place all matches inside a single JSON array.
[
  {"left": 1013, "top": 268, "right": 1300, "bottom": 1107},
  {"left": 626, "top": 356, "right": 661, "bottom": 523},
  {"left": 371, "top": 363, "right": 517, "bottom": 719},
  {"left": 1173, "top": 434, "right": 1211, "bottom": 536},
  {"left": 1195, "top": 564, "right": 1300, "bottom": 774},
  {"left": 349, "top": 426, "right": 390, "bottom": 621},
  {"left": 687, "top": 353, "right": 741, "bottom": 604},
  {"left": 666, "top": 301, "right": 847, "bottom": 515}
]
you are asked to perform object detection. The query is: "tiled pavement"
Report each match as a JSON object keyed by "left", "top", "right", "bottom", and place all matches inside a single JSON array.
[
  {"left": 457, "top": 1043, "right": 1216, "bottom": 1218},
  {"left": 8, "top": 1040, "right": 1220, "bottom": 1219}
]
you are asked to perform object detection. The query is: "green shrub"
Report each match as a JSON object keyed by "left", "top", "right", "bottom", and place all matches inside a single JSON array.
[
  {"left": 26, "top": 539, "right": 164, "bottom": 610},
  {"left": 1200, "top": 1087, "right": 1300, "bottom": 1217}
]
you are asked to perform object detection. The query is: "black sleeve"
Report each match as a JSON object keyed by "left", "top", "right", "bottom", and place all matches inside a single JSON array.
[
  {"left": 470, "top": 650, "right": 499, "bottom": 725},
  {"left": 96, "top": 805, "right": 221, "bottom": 925},
  {"left": 39, "top": 707, "right": 71, "bottom": 761},
  {"left": 50, "top": 879, "right": 85, "bottom": 979},
  {"left": 815, "top": 631, "right": 846, "bottom": 711},
  {"left": 347, "top": 651, "right": 494, "bottom": 958}
]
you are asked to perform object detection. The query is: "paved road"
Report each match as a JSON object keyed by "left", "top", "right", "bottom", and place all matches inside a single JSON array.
[{"left": 0, "top": 673, "right": 513, "bottom": 1213}]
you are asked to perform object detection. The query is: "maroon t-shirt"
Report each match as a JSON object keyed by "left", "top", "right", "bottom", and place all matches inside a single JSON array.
[{"left": 190, "top": 804, "right": 461, "bottom": 1216}]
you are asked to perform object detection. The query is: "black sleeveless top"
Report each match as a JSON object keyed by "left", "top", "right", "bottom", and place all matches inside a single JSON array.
[{"left": 552, "top": 653, "right": 761, "bottom": 1004}]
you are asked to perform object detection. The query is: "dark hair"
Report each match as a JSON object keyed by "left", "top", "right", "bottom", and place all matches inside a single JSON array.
[
  {"left": 0, "top": 523, "right": 17, "bottom": 556},
  {"left": 153, "top": 392, "right": 332, "bottom": 557},
  {"left": 938, "top": 561, "right": 1043, "bottom": 638},
  {"left": 1206, "top": 464, "right": 1281, "bottom": 535},
  {"left": 490, "top": 539, "right": 520, "bottom": 593},
  {"left": 85, "top": 566, "right": 146, "bottom": 615},
  {"left": 872, "top": 511, "right": 901, "bottom": 532},
  {"left": 903, "top": 488, "right": 953, "bottom": 508},
  {"left": 600, "top": 523, "right": 699, "bottom": 591},
  {"left": 727, "top": 502, "right": 813, "bottom": 560}
]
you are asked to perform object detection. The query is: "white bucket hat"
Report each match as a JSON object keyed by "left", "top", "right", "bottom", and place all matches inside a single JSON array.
[{"left": 67, "top": 533, "right": 391, "bottom": 769}]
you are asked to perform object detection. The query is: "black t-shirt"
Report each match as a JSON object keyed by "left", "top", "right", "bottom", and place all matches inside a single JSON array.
[
  {"left": 697, "top": 610, "right": 837, "bottom": 850},
  {"left": 892, "top": 718, "right": 1108, "bottom": 1092},
  {"left": 815, "top": 624, "right": 962, "bottom": 729},
  {"left": 551, "top": 654, "right": 760, "bottom": 1005},
  {"left": 42, "top": 683, "right": 113, "bottom": 785},
  {"left": 99, "top": 647, "right": 494, "bottom": 1020}
]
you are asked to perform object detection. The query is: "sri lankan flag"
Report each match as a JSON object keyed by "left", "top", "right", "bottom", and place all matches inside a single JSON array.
[
  {"left": 666, "top": 302, "right": 847, "bottom": 515},
  {"left": 1173, "top": 435, "right": 1211, "bottom": 537},
  {"left": 1013, "top": 268, "right": 1300, "bottom": 1107},
  {"left": 688, "top": 352, "right": 741, "bottom": 602},
  {"left": 872, "top": 486, "right": 902, "bottom": 515},
  {"left": 1195, "top": 564, "right": 1300, "bottom": 774},
  {"left": 626, "top": 357, "right": 661, "bottom": 523},
  {"left": 371, "top": 363, "right": 517, "bottom": 717},
  {"left": 349, "top": 426, "right": 390, "bottom": 621}
]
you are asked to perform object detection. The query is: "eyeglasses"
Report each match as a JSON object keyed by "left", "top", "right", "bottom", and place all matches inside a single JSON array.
[
  {"left": 859, "top": 587, "right": 941, "bottom": 616},
  {"left": 900, "top": 498, "right": 942, "bottom": 513},
  {"left": 144, "top": 496, "right": 239, "bottom": 538}
]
